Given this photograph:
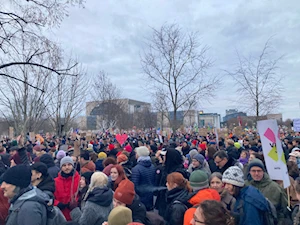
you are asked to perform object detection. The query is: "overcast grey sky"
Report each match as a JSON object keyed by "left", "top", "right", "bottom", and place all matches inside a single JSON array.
[{"left": 49, "top": 0, "right": 300, "bottom": 120}]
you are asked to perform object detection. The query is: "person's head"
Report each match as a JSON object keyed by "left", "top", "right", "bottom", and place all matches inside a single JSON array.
[
  {"left": 183, "top": 141, "right": 188, "bottom": 147},
  {"left": 80, "top": 171, "right": 94, "bottom": 189},
  {"left": 135, "top": 146, "right": 149, "bottom": 159},
  {"left": 89, "top": 172, "right": 108, "bottom": 190},
  {"left": 191, "top": 200, "right": 234, "bottom": 225},
  {"left": 166, "top": 172, "right": 192, "bottom": 192},
  {"left": 243, "top": 138, "right": 249, "bottom": 146},
  {"left": 209, "top": 172, "right": 224, "bottom": 194},
  {"left": 192, "top": 154, "right": 205, "bottom": 169},
  {"left": 165, "top": 148, "right": 183, "bottom": 172},
  {"left": 40, "top": 154, "right": 55, "bottom": 168},
  {"left": 79, "top": 151, "right": 90, "bottom": 164},
  {"left": 293, "top": 138, "right": 300, "bottom": 147},
  {"left": 248, "top": 159, "right": 265, "bottom": 182},
  {"left": 288, "top": 141, "right": 293, "bottom": 149},
  {"left": 60, "top": 156, "right": 74, "bottom": 174},
  {"left": 1, "top": 164, "right": 31, "bottom": 199},
  {"left": 103, "top": 157, "right": 117, "bottom": 167},
  {"left": 205, "top": 147, "right": 217, "bottom": 160},
  {"left": 189, "top": 170, "right": 209, "bottom": 192},
  {"left": 226, "top": 139, "right": 234, "bottom": 147},
  {"left": 222, "top": 166, "right": 244, "bottom": 197},
  {"left": 239, "top": 150, "right": 249, "bottom": 159},
  {"left": 213, "top": 151, "right": 228, "bottom": 169},
  {"left": 108, "top": 206, "right": 132, "bottom": 225},
  {"left": 249, "top": 146, "right": 259, "bottom": 154},
  {"left": 113, "top": 179, "right": 135, "bottom": 207},
  {"left": 56, "top": 150, "right": 66, "bottom": 160},
  {"left": 9, "top": 146, "right": 18, "bottom": 157},
  {"left": 110, "top": 165, "right": 126, "bottom": 190},
  {"left": 249, "top": 152, "right": 264, "bottom": 163},
  {"left": 98, "top": 152, "right": 107, "bottom": 160},
  {"left": 31, "top": 162, "right": 48, "bottom": 186},
  {"left": 287, "top": 161, "right": 300, "bottom": 178},
  {"left": 117, "top": 154, "right": 128, "bottom": 165}
]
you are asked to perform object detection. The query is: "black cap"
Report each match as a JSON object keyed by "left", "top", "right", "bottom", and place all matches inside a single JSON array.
[{"left": 31, "top": 162, "right": 48, "bottom": 177}]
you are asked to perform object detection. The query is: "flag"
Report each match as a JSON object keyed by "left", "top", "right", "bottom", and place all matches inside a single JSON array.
[{"left": 238, "top": 116, "right": 242, "bottom": 127}]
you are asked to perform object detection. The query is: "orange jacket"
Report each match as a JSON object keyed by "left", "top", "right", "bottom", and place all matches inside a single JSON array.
[{"left": 183, "top": 189, "right": 221, "bottom": 225}]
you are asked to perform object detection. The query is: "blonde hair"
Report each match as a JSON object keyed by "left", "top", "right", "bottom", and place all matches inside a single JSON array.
[{"left": 84, "top": 172, "right": 108, "bottom": 201}]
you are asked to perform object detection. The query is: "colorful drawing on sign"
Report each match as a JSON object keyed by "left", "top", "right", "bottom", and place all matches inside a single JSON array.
[{"left": 264, "top": 128, "right": 278, "bottom": 161}]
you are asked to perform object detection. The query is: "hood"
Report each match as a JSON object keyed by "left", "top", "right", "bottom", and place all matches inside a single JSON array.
[
  {"left": 37, "top": 174, "right": 55, "bottom": 194},
  {"left": 87, "top": 186, "right": 113, "bottom": 207},
  {"left": 137, "top": 159, "right": 152, "bottom": 167},
  {"left": 40, "top": 154, "right": 55, "bottom": 168},
  {"left": 166, "top": 187, "right": 191, "bottom": 204},
  {"left": 10, "top": 186, "right": 49, "bottom": 210},
  {"left": 188, "top": 189, "right": 220, "bottom": 206},
  {"left": 241, "top": 186, "right": 269, "bottom": 211}
]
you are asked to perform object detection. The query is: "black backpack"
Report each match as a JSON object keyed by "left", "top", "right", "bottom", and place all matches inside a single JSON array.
[{"left": 261, "top": 198, "right": 278, "bottom": 225}]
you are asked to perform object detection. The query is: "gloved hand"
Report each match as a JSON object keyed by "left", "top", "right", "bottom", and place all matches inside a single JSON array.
[{"left": 57, "top": 202, "right": 69, "bottom": 210}]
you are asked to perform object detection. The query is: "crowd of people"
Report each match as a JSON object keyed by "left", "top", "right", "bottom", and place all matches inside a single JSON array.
[{"left": 0, "top": 130, "right": 300, "bottom": 225}]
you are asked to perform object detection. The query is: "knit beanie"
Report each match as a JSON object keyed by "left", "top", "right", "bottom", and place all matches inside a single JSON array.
[
  {"left": 114, "top": 179, "right": 135, "bottom": 205},
  {"left": 31, "top": 162, "right": 48, "bottom": 177},
  {"left": 60, "top": 156, "right": 74, "bottom": 168},
  {"left": 222, "top": 166, "right": 245, "bottom": 187},
  {"left": 117, "top": 154, "right": 128, "bottom": 164},
  {"left": 124, "top": 145, "right": 132, "bottom": 153},
  {"left": 108, "top": 206, "right": 132, "bottom": 225},
  {"left": 98, "top": 152, "right": 107, "bottom": 160},
  {"left": 189, "top": 150, "right": 198, "bottom": 160},
  {"left": 109, "top": 144, "right": 115, "bottom": 151},
  {"left": 189, "top": 170, "right": 209, "bottom": 191},
  {"left": 192, "top": 154, "right": 205, "bottom": 165},
  {"left": 56, "top": 150, "right": 66, "bottom": 160},
  {"left": 250, "top": 146, "right": 259, "bottom": 153},
  {"left": 248, "top": 159, "right": 265, "bottom": 172},
  {"left": 234, "top": 142, "right": 241, "bottom": 149},
  {"left": 2, "top": 164, "right": 31, "bottom": 189},
  {"left": 135, "top": 146, "right": 149, "bottom": 157}
]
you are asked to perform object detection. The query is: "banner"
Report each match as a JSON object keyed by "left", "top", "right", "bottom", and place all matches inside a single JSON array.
[
  {"left": 293, "top": 119, "right": 300, "bottom": 132},
  {"left": 257, "top": 119, "right": 290, "bottom": 188}
]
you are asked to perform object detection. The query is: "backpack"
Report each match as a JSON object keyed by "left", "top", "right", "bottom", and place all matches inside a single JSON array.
[
  {"left": 261, "top": 198, "right": 278, "bottom": 225},
  {"left": 46, "top": 205, "right": 66, "bottom": 225}
]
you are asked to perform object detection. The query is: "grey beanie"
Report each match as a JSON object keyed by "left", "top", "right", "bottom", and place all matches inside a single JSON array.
[
  {"left": 248, "top": 159, "right": 266, "bottom": 172},
  {"left": 222, "top": 166, "right": 245, "bottom": 187},
  {"left": 60, "top": 156, "right": 74, "bottom": 168}
]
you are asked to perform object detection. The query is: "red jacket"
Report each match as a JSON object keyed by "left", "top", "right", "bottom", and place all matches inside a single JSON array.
[
  {"left": 0, "top": 189, "right": 9, "bottom": 225},
  {"left": 54, "top": 171, "right": 80, "bottom": 221}
]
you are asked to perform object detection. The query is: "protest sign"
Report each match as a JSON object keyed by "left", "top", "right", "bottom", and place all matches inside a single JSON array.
[
  {"left": 293, "top": 118, "right": 300, "bottom": 132},
  {"left": 257, "top": 119, "right": 290, "bottom": 188},
  {"left": 9, "top": 127, "right": 14, "bottom": 139}
]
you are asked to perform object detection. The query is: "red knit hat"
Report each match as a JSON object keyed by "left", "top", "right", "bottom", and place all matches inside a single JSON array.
[
  {"left": 117, "top": 154, "right": 128, "bottom": 164},
  {"left": 124, "top": 145, "right": 132, "bottom": 153},
  {"left": 199, "top": 143, "right": 207, "bottom": 151},
  {"left": 109, "top": 144, "right": 115, "bottom": 151},
  {"left": 192, "top": 140, "right": 197, "bottom": 146},
  {"left": 114, "top": 179, "right": 135, "bottom": 205}
]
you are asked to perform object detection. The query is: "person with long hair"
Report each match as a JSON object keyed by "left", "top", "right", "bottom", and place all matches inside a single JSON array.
[
  {"left": 164, "top": 172, "right": 193, "bottom": 225},
  {"left": 109, "top": 164, "right": 127, "bottom": 191},
  {"left": 191, "top": 200, "right": 234, "bottom": 225},
  {"left": 209, "top": 172, "right": 236, "bottom": 211}
]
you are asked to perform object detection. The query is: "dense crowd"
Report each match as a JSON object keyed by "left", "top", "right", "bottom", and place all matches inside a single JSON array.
[{"left": 0, "top": 130, "right": 300, "bottom": 225}]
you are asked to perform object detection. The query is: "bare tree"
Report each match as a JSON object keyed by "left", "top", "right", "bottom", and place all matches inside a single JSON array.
[
  {"left": 0, "top": 0, "right": 83, "bottom": 89},
  {"left": 141, "top": 23, "right": 219, "bottom": 129},
  {"left": 91, "top": 71, "right": 125, "bottom": 130},
  {"left": 225, "top": 38, "right": 283, "bottom": 119}
]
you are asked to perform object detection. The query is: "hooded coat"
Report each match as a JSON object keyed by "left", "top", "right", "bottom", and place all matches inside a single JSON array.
[
  {"left": 245, "top": 173, "right": 288, "bottom": 222},
  {"left": 131, "top": 157, "right": 156, "bottom": 210},
  {"left": 70, "top": 186, "right": 113, "bottom": 225},
  {"left": 40, "top": 154, "right": 60, "bottom": 178},
  {"left": 6, "top": 187, "right": 49, "bottom": 225},
  {"left": 234, "top": 185, "right": 270, "bottom": 225}
]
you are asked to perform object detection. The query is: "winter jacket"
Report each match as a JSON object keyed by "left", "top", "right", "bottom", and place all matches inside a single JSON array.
[
  {"left": 6, "top": 186, "right": 49, "bottom": 225},
  {"left": 221, "top": 190, "right": 236, "bottom": 211},
  {"left": 81, "top": 161, "right": 96, "bottom": 173},
  {"left": 226, "top": 145, "right": 240, "bottom": 159},
  {"left": 127, "top": 194, "right": 148, "bottom": 224},
  {"left": 131, "top": 158, "right": 156, "bottom": 210},
  {"left": 70, "top": 186, "right": 113, "bottom": 225},
  {"left": 164, "top": 187, "right": 191, "bottom": 225},
  {"left": 54, "top": 170, "right": 80, "bottom": 221},
  {"left": 233, "top": 186, "right": 269, "bottom": 225},
  {"left": 216, "top": 157, "right": 243, "bottom": 174},
  {"left": 207, "top": 158, "right": 218, "bottom": 173},
  {"left": 47, "top": 166, "right": 60, "bottom": 179},
  {"left": 0, "top": 189, "right": 9, "bottom": 225},
  {"left": 246, "top": 173, "right": 288, "bottom": 222},
  {"left": 187, "top": 161, "right": 211, "bottom": 177},
  {"left": 183, "top": 189, "right": 220, "bottom": 225},
  {"left": 37, "top": 174, "right": 55, "bottom": 199},
  {"left": 95, "top": 159, "right": 104, "bottom": 171}
]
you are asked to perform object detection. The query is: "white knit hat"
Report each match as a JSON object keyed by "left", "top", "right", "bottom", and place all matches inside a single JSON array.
[
  {"left": 135, "top": 146, "right": 150, "bottom": 157},
  {"left": 222, "top": 166, "right": 244, "bottom": 187}
]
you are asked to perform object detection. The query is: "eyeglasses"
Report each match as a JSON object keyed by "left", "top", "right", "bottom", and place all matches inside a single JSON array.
[
  {"left": 250, "top": 169, "right": 263, "bottom": 173},
  {"left": 214, "top": 158, "right": 224, "bottom": 164},
  {"left": 193, "top": 215, "right": 205, "bottom": 224}
]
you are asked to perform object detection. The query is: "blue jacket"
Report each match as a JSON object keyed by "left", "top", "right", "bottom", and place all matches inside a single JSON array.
[
  {"left": 131, "top": 158, "right": 156, "bottom": 210},
  {"left": 234, "top": 186, "right": 269, "bottom": 225},
  {"left": 95, "top": 159, "right": 104, "bottom": 171}
]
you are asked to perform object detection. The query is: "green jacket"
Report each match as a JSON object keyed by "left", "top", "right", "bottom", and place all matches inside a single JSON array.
[{"left": 245, "top": 173, "right": 288, "bottom": 220}]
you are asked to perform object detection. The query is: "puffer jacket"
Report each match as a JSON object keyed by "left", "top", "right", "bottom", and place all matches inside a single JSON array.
[
  {"left": 246, "top": 173, "right": 288, "bottom": 222},
  {"left": 164, "top": 187, "right": 191, "bottom": 225},
  {"left": 54, "top": 170, "right": 80, "bottom": 221},
  {"left": 131, "top": 157, "right": 156, "bottom": 210},
  {"left": 183, "top": 189, "right": 220, "bottom": 225},
  {"left": 71, "top": 186, "right": 113, "bottom": 225},
  {"left": 234, "top": 186, "right": 269, "bottom": 225},
  {"left": 6, "top": 186, "right": 49, "bottom": 225}
]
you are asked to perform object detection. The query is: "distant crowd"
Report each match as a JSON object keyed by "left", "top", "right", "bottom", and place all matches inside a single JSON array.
[{"left": 0, "top": 129, "right": 300, "bottom": 225}]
